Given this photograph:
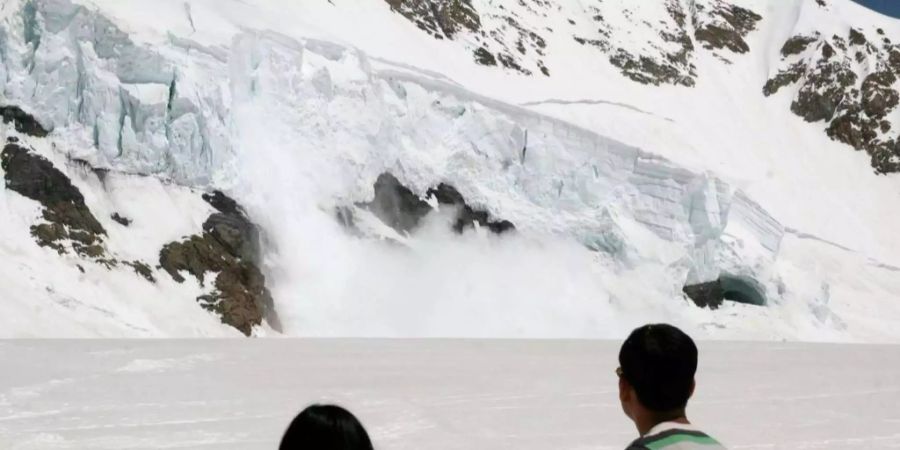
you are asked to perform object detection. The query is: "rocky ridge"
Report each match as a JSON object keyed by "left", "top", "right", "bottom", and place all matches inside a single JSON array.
[
  {"left": 386, "top": 0, "right": 762, "bottom": 86},
  {"left": 2, "top": 140, "right": 110, "bottom": 261},
  {"left": 385, "top": 0, "right": 899, "bottom": 175},
  {"left": 356, "top": 172, "right": 515, "bottom": 237},
  {"left": 765, "top": 23, "right": 900, "bottom": 173},
  {"left": 387, "top": 0, "right": 551, "bottom": 76},
  {"left": 1, "top": 105, "right": 275, "bottom": 335},
  {"left": 159, "top": 191, "right": 279, "bottom": 336}
]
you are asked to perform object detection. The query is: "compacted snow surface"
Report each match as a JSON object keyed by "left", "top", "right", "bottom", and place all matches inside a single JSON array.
[{"left": 0, "top": 339, "right": 898, "bottom": 450}]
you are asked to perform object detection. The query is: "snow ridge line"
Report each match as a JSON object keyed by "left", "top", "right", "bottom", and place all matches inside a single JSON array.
[{"left": 518, "top": 98, "right": 675, "bottom": 122}]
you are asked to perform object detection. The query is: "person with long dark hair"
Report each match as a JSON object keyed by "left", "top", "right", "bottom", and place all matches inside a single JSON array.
[{"left": 280, "top": 404, "right": 374, "bottom": 450}]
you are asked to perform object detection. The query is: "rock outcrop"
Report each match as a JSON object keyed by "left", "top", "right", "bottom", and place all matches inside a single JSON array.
[
  {"left": 683, "top": 280, "right": 725, "bottom": 309},
  {"left": 384, "top": 0, "right": 550, "bottom": 77},
  {"left": 365, "top": 173, "right": 434, "bottom": 234},
  {"left": 693, "top": 1, "right": 762, "bottom": 55},
  {"left": 1, "top": 141, "right": 106, "bottom": 258},
  {"left": 426, "top": 183, "right": 516, "bottom": 234},
  {"left": 386, "top": 0, "right": 764, "bottom": 85},
  {"left": 1, "top": 138, "right": 155, "bottom": 281},
  {"left": 111, "top": 213, "right": 132, "bottom": 226},
  {"left": 159, "top": 191, "right": 278, "bottom": 336},
  {"left": 576, "top": 0, "right": 760, "bottom": 86},
  {"left": 385, "top": 0, "right": 480, "bottom": 39},
  {"left": 0, "top": 105, "right": 50, "bottom": 137},
  {"left": 765, "top": 27, "right": 900, "bottom": 173},
  {"left": 361, "top": 173, "right": 515, "bottom": 236}
]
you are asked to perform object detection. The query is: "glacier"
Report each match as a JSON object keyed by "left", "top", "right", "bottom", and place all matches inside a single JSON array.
[
  {"left": 0, "top": 0, "right": 229, "bottom": 183},
  {"left": 0, "top": 0, "right": 898, "bottom": 340}
]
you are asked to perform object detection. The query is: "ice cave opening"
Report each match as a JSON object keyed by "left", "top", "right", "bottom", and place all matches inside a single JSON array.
[
  {"left": 720, "top": 274, "right": 767, "bottom": 306},
  {"left": 683, "top": 273, "right": 768, "bottom": 309}
]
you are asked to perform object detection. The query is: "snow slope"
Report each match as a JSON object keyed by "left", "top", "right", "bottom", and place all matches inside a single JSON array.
[
  {"left": 1, "top": 339, "right": 898, "bottom": 449},
  {"left": 0, "top": 0, "right": 899, "bottom": 340}
]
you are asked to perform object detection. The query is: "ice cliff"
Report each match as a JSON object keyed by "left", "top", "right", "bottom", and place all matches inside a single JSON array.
[{"left": 2, "top": 0, "right": 898, "bottom": 340}]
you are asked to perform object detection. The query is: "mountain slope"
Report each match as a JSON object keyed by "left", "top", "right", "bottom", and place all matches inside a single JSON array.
[{"left": 0, "top": 0, "right": 899, "bottom": 341}]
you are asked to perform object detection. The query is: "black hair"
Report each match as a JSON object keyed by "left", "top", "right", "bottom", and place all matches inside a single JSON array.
[
  {"left": 280, "top": 404, "right": 374, "bottom": 450},
  {"left": 618, "top": 323, "right": 698, "bottom": 412}
]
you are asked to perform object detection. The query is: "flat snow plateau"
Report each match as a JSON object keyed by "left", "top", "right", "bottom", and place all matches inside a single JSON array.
[{"left": 0, "top": 340, "right": 898, "bottom": 449}]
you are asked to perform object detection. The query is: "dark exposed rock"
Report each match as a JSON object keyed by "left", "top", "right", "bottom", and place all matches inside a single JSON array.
[
  {"left": 360, "top": 173, "right": 515, "bottom": 236},
  {"left": 573, "top": 36, "right": 604, "bottom": 48},
  {"left": 1, "top": 143, "right": 106, "bottom": 257},
  {"left": 581, "top": 0, "right": 697, "bottom": 87},
  {"left": 683, "top": 280, "right": 724, "bottom": 309},
  {"left": 426, "top": 182, "right": 466, "bottom": 206},
  {"left": 367, "top": 173, "right": 433, "bottom": 234},
  {"left": 890, "top": 48, "right": 900, "bottom": 72},
  {"left": 694, "top": 25, "right": 746, "bottom": 53},
  {"left": 610, "top": 51, "right": 695, "bottom": 87},
  {"left": 31, "top": 222, "right": 67, "bottom": 254},
  {"left": 693, "top": 3, "right": 762, "bottom": 54},
  {"left": 869, "top": 139, "right": 900, "bottom": 173},
  {"left": 199, "top": 263, "right": 276, "bottom": 336},
  {"left": 827, "top": 106, "right": 877, "bottom": 151},
  {"left": 71, "top": 158, "right": 110, "bottom": 182},
  {"left": 790, "top": 63, "right": 856, "bottom": 122},
  {"left": 539, "top": 64, "right": 550, "bottom": 77},
  {"left": 832, "top": 35, "right": 847, "bottom": 51},
  {"left": 490, "top": 15, "right": 549, "bottom": 75},
  {"left": 69, "top": 229, "right": 100, "bottom": 246},
  {"left": 2, "top": 145, "right": 89, "bottom": 222},
  {"left": 203, "top": 212, "right": 260, "bottom": 264},
  {"left": 160, "top": 234, "right": 234, "bottom": 283},
  {"left": 335, "top": 206, "right": 356, "bottom": 230},
  {"left": 0, "top": 105, "right": 49, "bottom": 137},
  {"left": 497, "top": 52, "right": 530, "bottom": 75},
  {"left": 780, "top": 35, "right": 818, "bottom": 57},
  {"left": 385, "top": 0, "right": 480, "bottom": 39},
  {"left": 202, "top": 190, "right": 241, "bottom": 215},
  {"left": 763, "top": 62, "right": 805, "bottom": 96},
  {"left": 473, "top": 47, "right": 497, "bottom": 66},
  {"left": 822, "top": 42, "right": 835, "bottom": 59},
  {"left": 76, "top": 243, "right": 106, "bottom": 259},
  {"left": 860, "top": 71, "right": 898, "bottom": 119},
  {"left": 848, "top": 28, "right": 867, "bottom": 46},
  {"left": 426, "top": 183, "right": 515, "bottom": 234},
  {"left": 111, "top": 213, "right": 132, "bottom": 227},
  {"left": 124, "top": 261, "right": 155, "bottom": 283},
  {"left": 766, "top": 29, "right": 900, "bottom": 173},
  {"left": 159, "top": 191, "right": 277, "bottom": 336}
]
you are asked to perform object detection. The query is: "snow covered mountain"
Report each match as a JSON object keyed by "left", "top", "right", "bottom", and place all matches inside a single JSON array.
[{"left": 1, "top": 0, "right": 899, "bottom": 341}]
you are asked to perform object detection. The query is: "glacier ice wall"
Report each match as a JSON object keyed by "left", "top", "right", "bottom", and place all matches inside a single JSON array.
[
  {"left": 0, "top": 0, "right": 789, "bottom": 334},
  {"left": 0, "top": 0, "right": 230, "bottom": 183},
  {"left": 223, "top": 30, "right": 786, "bottom": 294}
]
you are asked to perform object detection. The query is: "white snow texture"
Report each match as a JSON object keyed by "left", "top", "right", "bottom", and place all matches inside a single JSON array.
[{"left": 0, "top": 0, "right": 899, "bottom": 340}]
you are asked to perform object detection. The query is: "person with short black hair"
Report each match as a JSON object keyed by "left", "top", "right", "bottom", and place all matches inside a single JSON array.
[
  {"left": 280, "top": 404, "right": 374, "bottom": 450},
  {"left": 617, "top": 324, "right": 725, "bottom": 449}
]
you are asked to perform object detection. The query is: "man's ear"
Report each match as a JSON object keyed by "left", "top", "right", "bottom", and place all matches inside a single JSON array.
[
  {"left": 688, "top": 379, "right": 696, "bottom": 399},
  {"left": 619, "top": 376, "right": 630, "bottom": 402}
]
